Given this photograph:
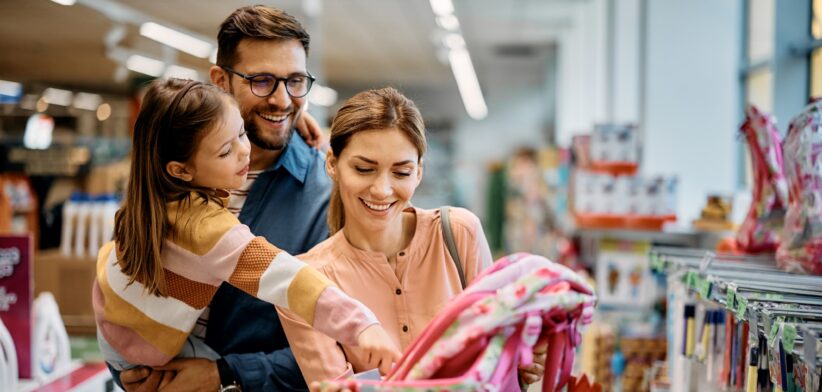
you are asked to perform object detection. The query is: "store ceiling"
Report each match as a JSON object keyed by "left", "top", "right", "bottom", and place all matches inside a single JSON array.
[{"left": 0, "top": 0, "right": 573, "bottom": 100}]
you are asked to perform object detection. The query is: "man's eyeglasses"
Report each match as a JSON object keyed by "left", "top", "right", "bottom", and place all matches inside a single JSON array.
[{"left": 221, "top": 66, "right": 315, "bottom": 98}]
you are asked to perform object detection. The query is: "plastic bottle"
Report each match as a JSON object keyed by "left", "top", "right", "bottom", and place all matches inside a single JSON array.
[
  {"left": 60, "top": 192, "right": 82, "bottom": 257},
  {"left": 87, "top": 195, "right": 103, "bottom": 259},
  {"left": 32, "top": 292, "right": 70, "bottom": 382},
  {"left": 0, "top": 317, "right": 17, "bottom": 391},
  {"left": 100, "top": 194, "right": 120, "bottom": 244},
  {"left": 72, "top": 193, "right": 91, "bottom": 258}
]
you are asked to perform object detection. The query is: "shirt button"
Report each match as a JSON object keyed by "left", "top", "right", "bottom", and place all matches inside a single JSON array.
[
  {"left": 402, "top": 325, "right": 409, "bottom": 332},
  {"left": 399, "top": 251, "right": 406, "bottom": 256},
  {"left": 395, "top": 288, "right": 402, "bottom": 295}
]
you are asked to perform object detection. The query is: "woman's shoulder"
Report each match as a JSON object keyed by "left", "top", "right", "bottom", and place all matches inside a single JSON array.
[
  {"left": 297, "top": 232, "right": 346, "bottom": 269},
  {"left": 418, "top": 206, "right": 482, "bottom": 234}
]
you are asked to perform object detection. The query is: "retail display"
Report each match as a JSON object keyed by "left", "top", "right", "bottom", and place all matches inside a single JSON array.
[
  {"left": 778, "top": 100, "right": 822, "bottom": 275},
  {"left": 59, "top": 192, "right": 120, "bottom": 258},
  {"left": 650, "top": 247, "right": 822, "bottom": 391},
  {"left": 588, "top": 124, "right": 640, "bottom": 175},
  {"left": 736, "top": 105, "right": 788, "bottom": 253},
  {"left": 692, "top": 195, "right": 735, "bottom": 232},
  {"left": 0, "top": 234, "right": 33, "bottom": 380},
  {"left": 317, "top": 253, "right": 596, "bottom": 392},
  {"left": 0, "top": 317, "right": 17, "bottom": 391}
]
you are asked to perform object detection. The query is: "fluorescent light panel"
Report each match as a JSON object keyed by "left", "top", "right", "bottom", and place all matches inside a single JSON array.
[
  {"left": 0, "top": 80, "right": 22, "bottom": 96},
  {"left": 73, "top": 92, "right": 102, "bottom": 111},
  {"left": 140, "top": 22, "right": 213, "bottom": 59},
  {"left": 429, "top": 0, "right": 454, "bottom": 17},
  {"left": 126, "top": 54, "right": 165, "bottom": 77},
  {"left": 50, "top": 0, "right": 76, "bottom": 5},
  {"left": 436, "top": 15, "right": 460, "bottom": 31},
  {"left": 43, "top": 87, "right": 74, "bottom": 106},
  {"left": 448, "top": 48, "right": 487, "bottom": 120},
  {"left": 164, "top": 64, "right": 200, "bottom": 81},
  {"left": 443, "top": 33, "right": 465, "bottom": 50},
  {"left": 308, "top": 84, "right": 338, "bottom": 107}
]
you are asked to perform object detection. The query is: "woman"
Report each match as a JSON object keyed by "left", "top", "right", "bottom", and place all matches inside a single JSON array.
[{"left": 279, "top": 87, "right": 546, "bottom": 389}]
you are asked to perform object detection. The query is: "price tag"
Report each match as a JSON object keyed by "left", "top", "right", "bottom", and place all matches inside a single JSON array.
[
  {"left": 698, "top": 278, "right": 712, "bottom": 299},
  {"left": 735, "top": 295, "right": 748, "bottom": 321},
  {"left": 782, "top": 323, "right": 797, "bottom": 353},
  {"left": 725, "top": 288, "right": 736, "bottom": 311}
]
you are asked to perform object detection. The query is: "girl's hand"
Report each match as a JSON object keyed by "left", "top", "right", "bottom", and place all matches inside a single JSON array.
[{"left": 355, "top": 324, "right": 402, "bottom": 375}]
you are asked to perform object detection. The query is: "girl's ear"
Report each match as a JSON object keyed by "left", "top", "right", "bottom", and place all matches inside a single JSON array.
[
  {"left": 166, "top": 161, "right": 194, "bottom": 182},
  {"left": 325, "top": 150, "right": 338, "bottom": 179}
]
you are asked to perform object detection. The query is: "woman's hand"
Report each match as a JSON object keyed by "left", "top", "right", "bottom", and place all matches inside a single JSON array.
[
  {"left": 355, "top": 324, "right": 402, "bottom": 376},
  {"left": 518, "top": 341, "right": 548, "bottom": 387}
]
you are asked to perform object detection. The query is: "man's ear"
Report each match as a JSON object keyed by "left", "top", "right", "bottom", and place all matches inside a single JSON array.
[
  {"left": 325, "top": 150, "right": 337, "bottom": 179},
  {"left": 209, "top": 65, "right": 230, "bottom": 92},
  {"left": 166, "top": 161, "right": 194, "bottom": 182}
]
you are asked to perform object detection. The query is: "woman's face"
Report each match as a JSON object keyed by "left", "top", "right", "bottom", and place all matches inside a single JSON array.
[{"left": 329, "top": 128, "right": 423, "bottom": 234}]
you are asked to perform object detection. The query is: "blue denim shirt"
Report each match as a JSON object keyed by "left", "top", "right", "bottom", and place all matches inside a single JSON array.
[
  {"left": 207, "top": 131, "right": 331, "bottom": 391},
  {"left": 108, "top": 132, "right": 331, "bottom": 391}
]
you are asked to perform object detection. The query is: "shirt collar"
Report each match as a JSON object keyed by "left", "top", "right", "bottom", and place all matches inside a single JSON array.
[{"left": 271, "top": 131, "right": 312, "bottom": 184}]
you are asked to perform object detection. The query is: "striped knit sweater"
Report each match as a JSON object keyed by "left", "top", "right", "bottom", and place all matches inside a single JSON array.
[{"left": 93, "top": 192, "right": 378, "bottom": 367}]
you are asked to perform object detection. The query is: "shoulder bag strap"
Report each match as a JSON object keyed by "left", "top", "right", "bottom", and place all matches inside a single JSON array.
[{"left": 440, "top": 206, "right": 466, "bottom": 289}]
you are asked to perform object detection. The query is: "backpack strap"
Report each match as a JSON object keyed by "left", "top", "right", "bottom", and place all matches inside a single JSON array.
[{"left": 440, "top": 206, "right": 466, "bottom": 290}]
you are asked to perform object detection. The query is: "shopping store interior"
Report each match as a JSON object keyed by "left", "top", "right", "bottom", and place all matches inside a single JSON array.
[{"left": 1, "top": 0, "right": 822, "bottom": 391}]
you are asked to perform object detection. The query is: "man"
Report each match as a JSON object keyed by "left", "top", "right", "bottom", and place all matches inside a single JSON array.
[{"left": 116, "top": 6, "right": 328, "bottom": 391}]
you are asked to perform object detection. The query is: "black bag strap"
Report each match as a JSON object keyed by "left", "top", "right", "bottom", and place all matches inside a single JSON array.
[{"left": 440, "top": 206, "right": 466, "bottom": 289}]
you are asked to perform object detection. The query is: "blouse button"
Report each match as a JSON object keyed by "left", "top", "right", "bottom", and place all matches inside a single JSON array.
[
  {"left": 395, "top": 288, "right": 402, "bottom": 295},
  {"left": 399, "top": 251, "right": 406, "bottom": 256},
  {"left": 402, "top": 325, "right": 409, "bottom": 332}
]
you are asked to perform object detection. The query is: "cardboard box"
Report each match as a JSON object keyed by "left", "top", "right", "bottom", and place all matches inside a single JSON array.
[{"left": 33, "top": 249, "right": 96, "bottom": 335}]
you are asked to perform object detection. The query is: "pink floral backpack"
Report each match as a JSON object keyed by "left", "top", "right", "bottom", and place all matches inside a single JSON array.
[
  {"left": 777, "top": 100, "right": 822, "bottom": 275},
  {"left": 736, "top": 105, "right": 789, "bottom": 253},
  {"left": 318, "top": 253, "right": 596, "bottom": 392}
]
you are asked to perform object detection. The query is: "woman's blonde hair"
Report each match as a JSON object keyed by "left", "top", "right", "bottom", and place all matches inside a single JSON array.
[{"left": 327, "top": 87, "right": 427, "bottom": 235}]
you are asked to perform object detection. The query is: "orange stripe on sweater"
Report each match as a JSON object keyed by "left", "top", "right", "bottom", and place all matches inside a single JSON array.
[{"left": 228, "top": 236, "right": 280, "bottom": 296}]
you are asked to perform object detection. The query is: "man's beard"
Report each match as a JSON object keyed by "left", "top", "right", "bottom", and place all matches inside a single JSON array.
[{"left": 245, "top": 120, "right": 291, "bottom": 151}]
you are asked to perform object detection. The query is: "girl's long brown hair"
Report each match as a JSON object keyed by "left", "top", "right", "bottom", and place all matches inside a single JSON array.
[
  {"left": 327, "top": 87, "right": 427, "bottom": 235},
  {"left": 114, "top": 78, "right": 230, "bottom": 296}
]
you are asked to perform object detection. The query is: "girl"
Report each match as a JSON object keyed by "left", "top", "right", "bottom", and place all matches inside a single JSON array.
[
  {"left": 93, "top": 78, "right": 400, "bottom": 377},
  {"left": 278, "top": 87, "right": 546, "bottom": 389}
]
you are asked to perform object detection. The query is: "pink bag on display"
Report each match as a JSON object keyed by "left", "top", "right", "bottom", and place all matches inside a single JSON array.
[
  {"left": 317, "top": 253, "right": 596, "bottom": 392},
  {"left": 736, "top": 105, "right": 788, "bottom": 253},
  {"left": 777, "top": 100, "right": 822, "bottom": 275}
]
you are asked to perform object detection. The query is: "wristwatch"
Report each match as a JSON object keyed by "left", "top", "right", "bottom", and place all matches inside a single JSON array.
[{"left": 217, "top": 358, "right": 242, "bottom": 392}]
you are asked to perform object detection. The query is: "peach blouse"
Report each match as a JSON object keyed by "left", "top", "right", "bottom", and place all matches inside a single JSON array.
[{"left": 279, "top": 206, "right": 493, "bottom": 384}]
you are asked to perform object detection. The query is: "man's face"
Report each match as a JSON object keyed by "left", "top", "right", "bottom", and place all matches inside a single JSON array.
[{"left": 220, "top": 39, "right": 308, "bottom": 151}]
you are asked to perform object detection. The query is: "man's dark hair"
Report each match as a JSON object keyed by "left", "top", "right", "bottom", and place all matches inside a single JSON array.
[{"left": 217, "top": 5, "right": 310, "bottom": 67}]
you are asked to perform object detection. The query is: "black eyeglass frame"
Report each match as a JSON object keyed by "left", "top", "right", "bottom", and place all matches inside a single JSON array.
[{"left": 221, "top": 66, "right": 316, "bottom": 98}]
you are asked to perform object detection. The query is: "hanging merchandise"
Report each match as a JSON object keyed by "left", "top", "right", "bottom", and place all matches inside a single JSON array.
[
  {"left": 650, "top": 247, "right": 822, "bottom": 391},
  {"left": 778, "top": 100, "right": 822, "bottom": 275},
  {"left": 316, "top": 253, "right": 597, "bottom": 392},
  {"left": 736, "top": 105, "right": 788, "bottom": 253}
]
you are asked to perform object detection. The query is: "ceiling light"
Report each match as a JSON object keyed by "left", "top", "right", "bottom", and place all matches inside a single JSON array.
[
  {"left": 448, "top": 48, "right": 487, "bottom": 120},
  {"left": 126, "top": 54, "right": 165, "bottom": 77},
  {"left": 163, "top": 64, "right": 200, "bottom": 81},
  {"left": 443, "top": 33, "right": 465, "bottom": 50},
  {"left": 50, "top": 0, "right": 76, "bottom": 5},
  {"left": 309, "top": 84, "right": 338, "bottom": 107},
  {"left": 43, "top": 88, "right": 74, "bottom": 107},
  {"left": 429, "top": 0, "right": 454, "bottom": 17},
  {"left": 140, "top": 22, "right": 213, "bottom": 59},
  {"left": 96, "top": 103, "right": 112, "bottom": 121},
  {"left": 73, "top": 92, "right": 102, "bottom": 111},
  {"left": 436, "top": 15, "right": 460, "bottom": 31}
]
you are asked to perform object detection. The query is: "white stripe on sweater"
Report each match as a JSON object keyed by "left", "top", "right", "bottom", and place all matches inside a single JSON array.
[{"left": 105, "top": 251, "right": 201, "bottom": 331}]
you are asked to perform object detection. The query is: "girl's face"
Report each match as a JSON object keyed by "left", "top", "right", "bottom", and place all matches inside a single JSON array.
[
  {"left": 328, "top": 128, "right": 423, "bottom": 234},
  {"left": 184, "top": 101, "right": 251, "bottom": 190}
]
